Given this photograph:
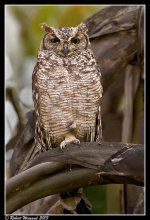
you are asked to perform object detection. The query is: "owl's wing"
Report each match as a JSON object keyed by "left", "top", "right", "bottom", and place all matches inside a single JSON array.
[
  {"left": 32, "top": 62, "right": 54, "bottom": 152},
  {"left": 95, "top": 103, "right": 103, "bottom": 142},
  {"left": 95, "top": 69, "right": 103, "bottom": 142}
]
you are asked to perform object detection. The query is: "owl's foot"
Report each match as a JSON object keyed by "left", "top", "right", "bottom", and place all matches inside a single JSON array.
[
  {"left": 60, "top": 139, "right": 80, "bottom": 149},
  {"left": 60, "top": 133, "right": 80, "bottom": 149}
]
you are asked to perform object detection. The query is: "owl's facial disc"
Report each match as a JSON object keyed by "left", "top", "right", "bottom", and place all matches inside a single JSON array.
[{"left": 42, "top": 25, "right": 89, "bottom": 57}]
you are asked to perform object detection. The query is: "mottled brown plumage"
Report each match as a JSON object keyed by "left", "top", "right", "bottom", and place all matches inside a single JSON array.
[{"left": 32, "top": 23, "right": 103, "bottom": 151}]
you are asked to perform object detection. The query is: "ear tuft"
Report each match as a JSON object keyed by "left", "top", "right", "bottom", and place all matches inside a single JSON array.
[
  {"left": 40, "top": 23, "right": 54, "bottom": 33},
  {"left": 78, "top": 23, "right": 88, "bottom": 33}
]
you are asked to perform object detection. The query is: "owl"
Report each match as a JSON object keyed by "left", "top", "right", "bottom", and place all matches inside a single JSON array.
[{"left": 32, "top": 22, "right": 103, "bottom": 152}]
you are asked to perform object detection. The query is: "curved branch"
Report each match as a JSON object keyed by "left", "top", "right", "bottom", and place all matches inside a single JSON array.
[
  {"left": 7, "top": 167, "right": 98, "bottom": 214},
  {"left": 6, "top": 162, "right": 68, "bottom": 196},
  {"left": 6, "top": 141, "right": 144, "bottom": 214}
]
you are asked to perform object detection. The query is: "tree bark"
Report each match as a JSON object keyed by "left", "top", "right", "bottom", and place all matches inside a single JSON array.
[{"left": 6, "top": 141, "right": 144, "bottom": 214}]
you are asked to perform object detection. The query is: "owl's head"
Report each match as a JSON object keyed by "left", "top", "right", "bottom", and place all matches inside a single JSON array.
[{"left": 40, "top": 23, "right": 90, "bottom": 57}]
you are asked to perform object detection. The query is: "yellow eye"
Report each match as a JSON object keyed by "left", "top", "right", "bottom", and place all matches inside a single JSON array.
[
  {"left": 71, "top": 37, "right": 80, "bottom": 44},
  {"left": 51, "top": 37, "right": 60, "bottom": 43}
]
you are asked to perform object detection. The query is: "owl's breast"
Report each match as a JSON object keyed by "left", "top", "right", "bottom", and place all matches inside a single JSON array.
[
  {"left": 33, "top": 57, "right": 74, "bottom": 141},
  {"left": 33, "top": 50, "right": 102, "bottom": 144}
]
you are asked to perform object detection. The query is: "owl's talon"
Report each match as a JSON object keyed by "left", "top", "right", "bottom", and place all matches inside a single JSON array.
[
  {"left": 60, "top": 138, "right": 80, "bottom": 149},
  {"left": 60, "top": 141, "right": 67, "bottom": 149},
  {"left": 73, "top": 139, "right": 80, "bottom": 145}
]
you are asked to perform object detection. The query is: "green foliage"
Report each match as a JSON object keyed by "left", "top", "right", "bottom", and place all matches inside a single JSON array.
[
  {"left": 84, "top": 185, "right": 107, "bottom": 214},
  {"left": 10, "top": 5, "right": 104, "bottom": 56}
]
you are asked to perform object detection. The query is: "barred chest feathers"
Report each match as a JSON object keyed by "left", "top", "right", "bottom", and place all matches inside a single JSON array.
[{"left": 32, "top": 22, "right": 103, "bottom": 150}]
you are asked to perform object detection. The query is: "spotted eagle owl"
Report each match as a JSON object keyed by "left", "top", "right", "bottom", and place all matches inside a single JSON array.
[{"left": 32, "top": 23, "right": 103, "bottom": 152}]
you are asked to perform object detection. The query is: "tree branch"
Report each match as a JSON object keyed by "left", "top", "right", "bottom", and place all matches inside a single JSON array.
[{"left": 6, "top": 141, "right": 144, "bottom": 214}]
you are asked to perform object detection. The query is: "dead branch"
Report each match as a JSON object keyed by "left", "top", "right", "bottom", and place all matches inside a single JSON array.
[
  {"left": 85, "top": 6, "right": 144, "bottom": 90},
  {"left": 6, "top": 141, "right": 144, "bottom": 214}
]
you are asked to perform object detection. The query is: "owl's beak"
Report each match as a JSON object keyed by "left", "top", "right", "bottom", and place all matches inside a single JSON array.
[{"left": 63, "top": 42, "right": 70, "bottom": 55}]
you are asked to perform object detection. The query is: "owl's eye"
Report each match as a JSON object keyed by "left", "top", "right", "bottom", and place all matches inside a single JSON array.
[
  {"left": 71, "top": 37, "right": 80, "bottom": 44},
  {"left": 50, "top": 37, "right": 60, "bottom": 43}
]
